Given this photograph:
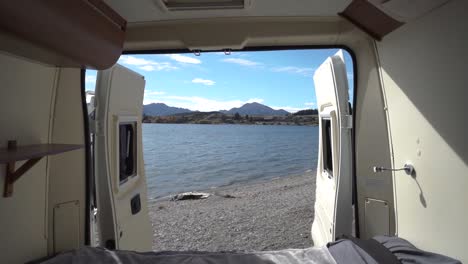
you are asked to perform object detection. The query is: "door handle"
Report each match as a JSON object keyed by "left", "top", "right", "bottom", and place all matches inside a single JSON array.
[
  {"left": 130, "top": 194, "right": 141, "bottom": 215},
  {"left": 373, "top": 163, "right": 414, "bottom": 175}
]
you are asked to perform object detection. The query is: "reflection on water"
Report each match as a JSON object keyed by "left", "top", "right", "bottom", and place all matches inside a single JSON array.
[{"left": 143, "top": 124, "right": 318, "bottom": 198}]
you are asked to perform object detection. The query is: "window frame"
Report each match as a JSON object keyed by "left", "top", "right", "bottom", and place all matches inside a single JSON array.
[
  {"left": 118, "top": 122, "right": 137, "bottom": 184},
  {"left": 114, "top": 115, "right": 140, "bottom": 194},
  {"left": 322, "top": 117, "right": 333, "bottom": 177}
]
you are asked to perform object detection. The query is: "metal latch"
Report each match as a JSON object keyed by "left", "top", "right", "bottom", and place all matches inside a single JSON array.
[{"left": 373, "top": 163, "right": 415, "bottom": 175}]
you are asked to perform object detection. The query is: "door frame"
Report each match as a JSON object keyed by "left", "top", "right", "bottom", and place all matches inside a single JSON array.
[{"left": 82, "top": 46, "right": 360, "bottom": 240}]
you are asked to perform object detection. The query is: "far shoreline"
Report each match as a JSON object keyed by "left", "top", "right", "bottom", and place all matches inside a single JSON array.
[
  {"left": 143, "top": 122, "right": 318, "bottom": 127},
  {"left": 143, "top": 111, "right": 319, "bottom": 126}
]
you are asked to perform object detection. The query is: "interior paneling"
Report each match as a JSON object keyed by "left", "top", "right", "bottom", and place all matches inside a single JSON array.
[
  {"left": 377, "top": 0, "right": 468, "bottom": 261},
  {"left": 105, "top": 0, "right": 352, "bottom": 23},
  {"left": 0, "top": 52, "right": 57, "bottom": 263},
  {"left": 47, "top": 68, "right": 86, "bottom": 254}
]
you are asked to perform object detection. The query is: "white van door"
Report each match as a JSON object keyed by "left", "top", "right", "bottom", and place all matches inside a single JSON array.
[
  {"left": 311, "top": 50, "right": 353, "bottom": 246},
  {"left": 94, "top": 64, "right": 152, "bottom": 251}
]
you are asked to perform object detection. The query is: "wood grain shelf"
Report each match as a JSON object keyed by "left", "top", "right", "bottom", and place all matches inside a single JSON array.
[{"left": 1, "top": 140, "right": 83, "bottom": 197}]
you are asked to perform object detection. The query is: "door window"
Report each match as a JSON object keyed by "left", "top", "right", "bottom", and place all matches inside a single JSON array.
[
  {"left": 322, "top": 118, "right": 333, "bottom": 175},
  {"left": 119, "top": 123, "right": 137, "bottom": 183}
]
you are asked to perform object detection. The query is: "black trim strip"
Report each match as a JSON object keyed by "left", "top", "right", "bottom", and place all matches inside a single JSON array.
[
  {"left": 350, "top": 50, "right": 360, "bottom": 238},
  {"left": 124, "top": 45, "right": 354, "bottom": 55},
  {"left": 123, "top": 44, "right": 360, "bottom": 239},
  {"left": 80, "top": 69, "right": 92, "bottom": 245}
]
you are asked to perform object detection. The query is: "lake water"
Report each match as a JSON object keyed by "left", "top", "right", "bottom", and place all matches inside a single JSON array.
[{"left": 143, "top": 124, "right": 319, "bottom": 198}]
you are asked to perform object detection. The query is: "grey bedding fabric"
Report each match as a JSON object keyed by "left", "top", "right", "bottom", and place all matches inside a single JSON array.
[
  {"left": 36, "top": 236, "right": 461, "bottom": 264},
  {"left": 39, "top": 246, "right": 337, "bottom": 264},
  {"left": 328, "top": 239, "right": 379, "bottom": 264},
  {"left": 329, "top": 236, "right": 461, "bottom": 264},
  {"left": 375, "top": 236, "right": 461, "bottom": 264}
]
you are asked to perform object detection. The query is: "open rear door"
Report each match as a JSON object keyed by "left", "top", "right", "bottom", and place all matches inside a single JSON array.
[
  {"left": 94, "top": 64, "right": 152, "bottom": 251},
  {"left": 311, "top": 50, "right": 353, "bottom": 246}
]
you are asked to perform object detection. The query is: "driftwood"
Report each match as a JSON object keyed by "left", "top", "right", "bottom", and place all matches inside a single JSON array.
[{"left": 172, "top": 192, "right": 210, "bottom": 201}]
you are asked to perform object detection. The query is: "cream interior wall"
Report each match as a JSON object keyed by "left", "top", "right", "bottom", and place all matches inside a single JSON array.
[
  {"left": 0, "top": 53, "right": 58, "bottom": 263},
  {"left": 124, "top": 17, "right": 343, "bottom": 51},
  {"left": 337, "top": 31, "right": 395, "bottom": 239},
  {"left": 0, "top": 53, "right": 86, "bottom": 263},
  {"left": 47, "top": 68, "right": 86, "bottom": 254},
  {"left": 377, "top": 0, "right": 468, "bottom": 261}
]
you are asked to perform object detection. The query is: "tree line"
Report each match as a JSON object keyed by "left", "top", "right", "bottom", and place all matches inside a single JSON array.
[{"left": 293, "top": 109, "right": 318, "bottom": 116}]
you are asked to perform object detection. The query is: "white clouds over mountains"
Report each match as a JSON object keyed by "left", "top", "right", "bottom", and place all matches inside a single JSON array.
[
  {"left": 118, "top": 54, "right": 202, "bottom": 72},
  {"left": 221, "top": 57, "right": 317, "bottom": 77}
]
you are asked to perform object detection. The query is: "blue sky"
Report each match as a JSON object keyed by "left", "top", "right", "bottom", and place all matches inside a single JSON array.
[{"left": 86, "top": 49, "right": 353, "bottom": 113}]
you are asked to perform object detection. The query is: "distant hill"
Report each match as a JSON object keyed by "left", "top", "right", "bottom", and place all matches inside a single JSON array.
[
  {"left": 143, "top": 103, "right": 192, "bottom": 116},
  {"left": 222, "top": 102, "right": 289, "bottom": 116},
  {"left": 143, "top": 111, "right": 318, "bottom": 126},
  {"left": 293, "top": 109, "right": 318, "bottom": 116}
]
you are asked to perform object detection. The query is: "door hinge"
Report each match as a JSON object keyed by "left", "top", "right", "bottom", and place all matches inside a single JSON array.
[{"left": 341, "top": 115, "right": 353, "bottom": 129}]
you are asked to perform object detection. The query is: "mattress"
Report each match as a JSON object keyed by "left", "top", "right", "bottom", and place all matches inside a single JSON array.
[
  {"left": 36, "top": 246, "right": 337, "bottom": 264},
  {"left": 32, "top": 236, "right": 461, "bottom": 264}
]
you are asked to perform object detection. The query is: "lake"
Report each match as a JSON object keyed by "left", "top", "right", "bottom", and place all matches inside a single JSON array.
[{"left": 143, "top": 124, "right": 319, "bottom": 198}]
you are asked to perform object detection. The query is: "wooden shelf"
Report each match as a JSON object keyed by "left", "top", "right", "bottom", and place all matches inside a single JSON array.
[
  {"left": 1, "top": 141, "right": 83, "bottom": 197},
  {"left": 0, "top": 143, "right": 83, "bottom": 163}
]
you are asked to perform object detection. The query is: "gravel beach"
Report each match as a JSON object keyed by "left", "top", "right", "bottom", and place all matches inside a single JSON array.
[{"left": 148, "top": 172, "right": 316, "bottom": 251}]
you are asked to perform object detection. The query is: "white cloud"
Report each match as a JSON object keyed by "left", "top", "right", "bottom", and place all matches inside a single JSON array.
[
  {"left": 119, "top": 56, "right": 153, "bottom": 66},
  {"left": 145, "top": 90, "right": 166, "bottom": 96},
  {"left": 271, "top": 106, "right": 304, "bottom": 113},
  {"left": 118, "top": 55, "right": 178, "bottom": 71},
  {"left": 222, "top": 58, "right": 261, "bottom": 67},
  {"left": 143, "top": 90, "right": 166, "bottom": 104},
  {"left": 85, "top": 75, "right": 96, "bottom": 84},
  {"left": 144, "top": 95, "right": 265, "bottom": 112},
  {"left": 192, "top": 78, "right": 215, "bottom": 86},
  {"left": 304, "top": 102, "right": 315, "bottom": 107},
  {"left": 138, "top": 65, "right": 156, "bottom": 71},
  {"left": 166, "top": 54, "right": 201, "bottom": 64},
  {"left": 272, "top": 66, "right": 315, "bottom": 76}
]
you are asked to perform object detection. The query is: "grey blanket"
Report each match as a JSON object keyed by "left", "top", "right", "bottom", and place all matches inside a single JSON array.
[
  {"left": 329, "top": 236, "right": 461, "bottom": 264},
  {"left": 39, "top": 246, "right": 337, "bottom": 264}
]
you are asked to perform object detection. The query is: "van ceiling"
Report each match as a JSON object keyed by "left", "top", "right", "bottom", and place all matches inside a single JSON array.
[{"left": 103, "top": 0, "right": 352, "bottom": 24}]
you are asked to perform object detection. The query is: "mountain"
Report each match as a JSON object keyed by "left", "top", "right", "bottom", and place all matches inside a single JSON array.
[
  {"left": 143, "top": 102, "right": 291, "bottom": 116},
  {"left": 221, "top": 102, "right": 289, "bottom": 116},
  {"left": 143, "top": 103, "right": 192, "bottom": 116}
]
